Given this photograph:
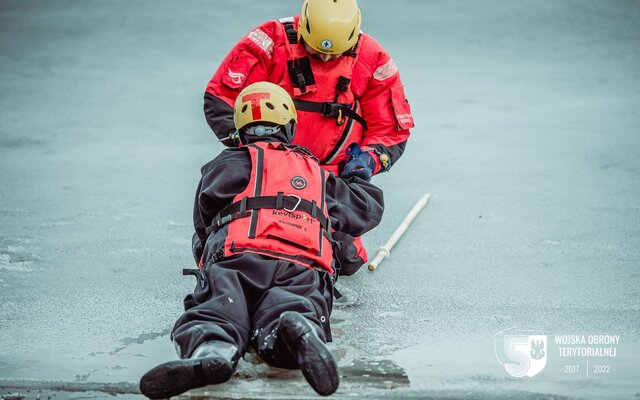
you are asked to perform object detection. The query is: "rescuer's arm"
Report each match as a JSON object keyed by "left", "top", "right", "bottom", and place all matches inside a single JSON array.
[
  {"left": 325, "top": 173, "right": 384, "bottom": 237},
  {"left": 356, "top": 36, "right": 414, "bottom": 175},
  {"left": 203, "top": 21, "right": 278, "bottom": 145}
]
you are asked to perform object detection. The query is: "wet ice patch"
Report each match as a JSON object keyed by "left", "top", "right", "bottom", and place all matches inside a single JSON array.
[
  {"left": 1, "top": 392, "right": 27, "bottom": 400},
  {"left": 0, "top": 136, "right": 46, "bottom": 148},
  {"left": 0, "top": 238, "right": 39, "bottom": 272},
  {"left": 378, "top": 310, "right": 404, "bottom": 318},
  {"left": 342, "top": 358, "right": 410, "bottom": 389},
  {"left": 165, "top": 220, "right": 190, "bottom": 230},
  {"left": 112, "top": 212, "right": 133, "bottom": 221},
  {"left": 116, "top": 328, "right": 172, "bottom": 351},
  {"left": 170, "top": 237, "right": 192, "bottom": 246}
]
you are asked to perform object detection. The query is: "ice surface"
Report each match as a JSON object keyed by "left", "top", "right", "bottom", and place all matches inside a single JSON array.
[{"left": 1, "top": 0, "right": 639, "bottom": 399}]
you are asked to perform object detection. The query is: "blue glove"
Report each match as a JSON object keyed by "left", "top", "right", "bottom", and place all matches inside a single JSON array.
[{"left": 340, "top": 143, "right": 376, "bottom": 181}]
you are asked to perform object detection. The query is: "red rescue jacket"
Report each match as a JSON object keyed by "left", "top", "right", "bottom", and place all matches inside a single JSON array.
[
  {"left": 205, "top": 142, "right": 334, "bottom": 273},
  {"left": 205, "top": 17, "right": 414, "bottom": 176}
]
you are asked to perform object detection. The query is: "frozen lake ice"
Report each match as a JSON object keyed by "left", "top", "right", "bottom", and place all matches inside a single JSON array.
[{"left": 1, "top": 1, "right": 639, "bottom": 399}]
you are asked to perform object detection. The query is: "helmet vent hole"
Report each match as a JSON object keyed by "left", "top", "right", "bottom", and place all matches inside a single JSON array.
[
  {"left": 283, "top": 103, "right": 289, "bottom": 110},
  {"left": 266, "top": 102, "right": 275, "bottom": 110},
  {"left": 241, "top": 104, "right": 248, "bottom": 113},
  {"left": 306, "top": 20, "right": 311, "bottom": 34},
  {"left": 349, "top": 28, "right": 355, "bottom": 41}
]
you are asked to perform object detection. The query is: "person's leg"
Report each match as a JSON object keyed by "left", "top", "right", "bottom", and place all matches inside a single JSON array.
[
  {"left": 140, "top": 255, "right": 275, "bottom": 398},
  {"left": 251, "top": 262, "right": 331, "bottom": 367},
  {"left": 251, "top": 262, "right": 338, "bottom": 395},
  {"left": 139, "top": 340, "right": 239, "bottom": 399},
  {"left": 279, "top": 310, "right": 340, "bottom": 396},
  {"left": 172, "top": 259, "right": 253, "bottom": 358}
]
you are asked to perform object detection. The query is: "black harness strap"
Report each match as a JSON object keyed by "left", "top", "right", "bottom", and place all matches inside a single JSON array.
[
  {"left": 205, "top": 195, "right": 330, "bottom": 235},
  {"left": 204, "top": 211, "right": 252, "bottom": 235},
  {"left": 293, "top": 99, "right": 368, "bottom": 131},
  {"left": 287, "top": 57, "right": 315, "bottom": 94},
  {"left": 336, "top": 76, "right": 351, "bottom": 93},
  {"left": 248, "top": 145, "right": 265, "bottom": 239},
  {"left": 283, "top": 21, "right": 298, "bottom": 44}
]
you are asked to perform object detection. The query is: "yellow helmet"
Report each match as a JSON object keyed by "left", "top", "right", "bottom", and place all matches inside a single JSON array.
[
  {"left": 233, "top": 82, "right": 297, "bottom": 142},
  {"left": 298, "top": 0, "right": 361, "bottom": 55}
]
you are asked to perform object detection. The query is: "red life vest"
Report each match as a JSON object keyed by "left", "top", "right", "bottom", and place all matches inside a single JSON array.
[
  {"left": 207, "top": 142, "right": 334, "bottom": 274},
  {"left": 273, "top": 17, "right": 366, "bottom": 174}
]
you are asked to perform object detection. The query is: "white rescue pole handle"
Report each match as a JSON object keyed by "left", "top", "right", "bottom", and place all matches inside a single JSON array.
[{"left": 368, "top": 193, "right": 431, "bottom": 271}]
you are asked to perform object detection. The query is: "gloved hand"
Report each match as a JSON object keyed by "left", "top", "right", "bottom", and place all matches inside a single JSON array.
[{"left": 340, "top": 143, "right": 376, "bottom": 181}]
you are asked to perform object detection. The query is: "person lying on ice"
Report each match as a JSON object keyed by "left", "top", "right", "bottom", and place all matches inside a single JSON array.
[{"left": 139, "top": 81, "right": 384, "bottom": 398}]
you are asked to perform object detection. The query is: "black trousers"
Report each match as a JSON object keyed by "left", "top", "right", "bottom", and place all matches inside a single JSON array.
[{"left": 172, "top": 253, "right": 334, "bottom": 369}]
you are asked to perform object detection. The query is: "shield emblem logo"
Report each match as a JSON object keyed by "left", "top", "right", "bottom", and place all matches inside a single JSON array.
[
  {"left": 527, "top": 334, "right": 547, "bottom": 377},
  {"left": 495, "top": 327, "right": 547, "bottom": 377}
]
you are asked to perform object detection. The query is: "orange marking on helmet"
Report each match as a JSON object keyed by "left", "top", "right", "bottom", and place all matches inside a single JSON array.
[{"left": 242, "top": 92, "right": 270, "bottom": 120}]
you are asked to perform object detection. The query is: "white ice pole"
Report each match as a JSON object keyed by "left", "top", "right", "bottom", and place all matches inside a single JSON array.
[{"left": 368, "top": 193, "right": 431, "bottom": 271}]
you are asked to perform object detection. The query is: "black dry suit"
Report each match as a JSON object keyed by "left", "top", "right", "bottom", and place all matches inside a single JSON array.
[{"left": 173, "top": 138, "right": 384, "bottom": 368}]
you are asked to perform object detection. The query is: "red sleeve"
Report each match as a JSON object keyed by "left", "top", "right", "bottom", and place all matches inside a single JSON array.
[
  {"left": 355, "top": 35, "right": 414, "bottom": 174},
  {"left": 204, "top": 21, "right": 280, "bottom": 135}
]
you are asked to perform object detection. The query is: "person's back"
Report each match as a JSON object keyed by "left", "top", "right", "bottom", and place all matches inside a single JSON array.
[{"left": 201, "top": 140, "right": 336, "bottom": 274}]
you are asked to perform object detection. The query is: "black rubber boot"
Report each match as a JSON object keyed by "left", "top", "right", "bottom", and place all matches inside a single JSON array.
[
  {"left": 139, "top": 341, "right": 239, "bottom": 399},
  {"left": 279, "top": 311, "right": 339, "bottom": 396}
]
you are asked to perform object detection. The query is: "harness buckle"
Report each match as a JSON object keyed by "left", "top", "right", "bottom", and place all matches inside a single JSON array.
[
  {"left": 218, "top": 214, "right": 233, "bottom": 227},
  {"left": 284, "top": 195, "right": 302, "bottom": 213},
  {"left": 321, "top": 102, "right": 339, "bottom": 117}
]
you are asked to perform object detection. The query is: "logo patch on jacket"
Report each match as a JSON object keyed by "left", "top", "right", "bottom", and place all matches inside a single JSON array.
[
  {"left": 291, "top": 176, "right": 307, "bottom": 190},
  {"left": 227, "top": 69, "right": 246, "bottom": 85},
  {"left": 248, "top": 28, "right": 274, "bottom": 59},
  {"left": 374, "top": 58, "right": 398, "bottom": 81}
]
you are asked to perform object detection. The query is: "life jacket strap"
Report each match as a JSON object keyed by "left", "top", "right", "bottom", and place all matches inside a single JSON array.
[
  {"left": 282, "top": 21, "right": 298, "bottom": 45},
  {"left": 206, "top": 194, "right": 330, "bottom": 235},
  {"left": 293, "top": 99, "right": 368, "bottom": 131}
]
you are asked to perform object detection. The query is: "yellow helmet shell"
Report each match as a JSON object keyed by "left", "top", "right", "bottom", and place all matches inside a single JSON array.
[
  {"left": 298, "top": 0, "right": 361, "bottom": 55},
  {"left": 233, "top": 82, "right": 297, "bottom": 131}
]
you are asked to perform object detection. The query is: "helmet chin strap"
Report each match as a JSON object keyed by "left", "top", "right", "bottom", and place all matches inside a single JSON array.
[
  {"left": 244, "top": 125, "right": 282, "bottom": 137},
  {"left": 284, "top": 121, "right": 296, "bottom": 143},
  {"left": 243, "top": 122, "right": 296, "bottom": 144}
]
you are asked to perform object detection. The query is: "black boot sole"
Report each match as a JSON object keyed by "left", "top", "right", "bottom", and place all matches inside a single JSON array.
[
  {"left": 280, "top": 311, "right": 339, "bottom": 396},
  {"left": 139, "top": 357, "right": 233, "bottom": 399}
]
